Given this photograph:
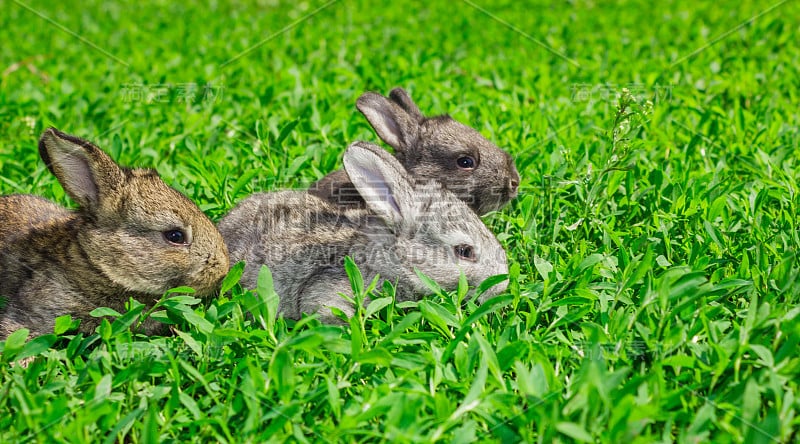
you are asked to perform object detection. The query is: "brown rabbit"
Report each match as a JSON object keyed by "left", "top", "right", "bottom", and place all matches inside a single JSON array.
[
  {"left": 0, "top": 128, "right": 230, "bottom": 339},
  {"left": 310, "top": 87, "right": 520, "bottom": 215}
]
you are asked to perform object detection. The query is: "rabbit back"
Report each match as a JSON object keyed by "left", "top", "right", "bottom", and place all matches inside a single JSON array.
[
  {"left": 219, "top": 190, "right": 367, "bottom": 319},
  {"left": 0, "top": 195, "right": 113, "bottom": 336},
  {"left": 0, "top": 194, "right": 72, "bottom": 248}
]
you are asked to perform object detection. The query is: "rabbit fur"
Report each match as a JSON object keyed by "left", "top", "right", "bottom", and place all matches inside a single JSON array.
[{"left": 0, "top": 128, "right": 230, "bottom": 338}]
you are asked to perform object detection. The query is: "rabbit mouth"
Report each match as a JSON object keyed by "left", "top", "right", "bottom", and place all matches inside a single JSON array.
[
  {"left": 474, "top": 194, "right": 503, "bottom": 214},
  {"left": 185, "top": 269, "right": 227, "bottom": 296},
  {"left": 507, "top": 183, "right": 519, "bottom": 200}
]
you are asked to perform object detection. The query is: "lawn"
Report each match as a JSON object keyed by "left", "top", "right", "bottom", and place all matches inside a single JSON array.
[{"left": 1, "top": 0, "right": 799, "bottom": 442}]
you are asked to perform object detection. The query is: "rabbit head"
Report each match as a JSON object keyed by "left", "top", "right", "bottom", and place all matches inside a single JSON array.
[
  {"left": 356, "top": 87, "right": 520, "bottom": 215},
  {"left": 343, "top": 141, "right": 509, "bottom": 302},
  {"left": 36, "top": 128, "right": 230, "bottom": 297}
]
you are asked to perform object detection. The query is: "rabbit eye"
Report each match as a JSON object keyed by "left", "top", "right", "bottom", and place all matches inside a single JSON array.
[
  {"left": 457, "top": 156, "right": 476, "bottom": 170},
  {"left": 454, "top": 244, "right": 476, "bottom": 261},
  {"left": 163, "top": 229, "right": 187, "bottom": 245}
]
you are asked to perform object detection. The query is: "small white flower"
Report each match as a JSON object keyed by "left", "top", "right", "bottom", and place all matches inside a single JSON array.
[{"left": 22, "top": 116, "right": 37, "bottom": 131}]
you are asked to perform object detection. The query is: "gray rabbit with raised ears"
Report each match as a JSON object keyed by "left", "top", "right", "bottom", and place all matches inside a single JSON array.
[
  {"left": 309, "top": 87, "right": 520, "bottom": 215},
  {"left": 0, "top": 128, "right": 230, "bottom": 338},
  {"left": 219, "top": 141, "right": 509, "bottom": 323}
]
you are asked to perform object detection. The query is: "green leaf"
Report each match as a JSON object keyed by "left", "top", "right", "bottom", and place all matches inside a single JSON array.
[
  {"left": 660, "top": 355, "right": 694, "bottom": 369},
  {"left": 257, "top": 264, "right": 280, "bottom": 333},
  {"left": 93, "top": 374, "right": 113, "bottom": 403},
  {"left": 102, "top": 408, "right": 145, "bottom": 444},
  {"left": 175, "top": 330, "right": 203, "bottom": 356},
  {"left": 164, "top": 286, "right": 197, "bottom": 295},
  {"left": 99, "top": 319, "right": 113, "bottom": 340},
  {"left": 350, "top": 316, "right": 363, "bottom": 356},
  {"left": 143, "top": 403, "right": 159, "bottom": 444},
  {"left": 284, "top": 329, "right": 327, "bottom": 351},
  {"left": 164, "top": 296, "right": 202, "bottom": 305},
  {"left": 212, "top": 328, "right": 252, "bottom": 339},
  {"left": 325, "top": 376, "right": 341, "bottom": 420},
  {"left": 54, "top": 315, "right": 78, "bottom": 335},
  {"left": 656, "top": 254, "right": 671, "bottom": 267},
  {"left": 179, "top": 392, "right": 203, "bottom": 420},
  {"left": 515, "top": 362, "right": 547, "bottom": 398},
  {"left": 15, "top": 334, "right": 56, "bottom": 361},
  {"left": 474, "top": 332, "right": 504, "bottom": 387},
  {"left": 286, "top": 155, "right": 309, "bottom": 177},
  {"left": 533, "top": 255, "right": 554, "bottom": 281},
  {"left": 419, "top": 300, "right": 458, "bottom": 337},
  {"left": 414, "top": 268, "right": 446, "bottom": 296},
  {"left": 748, "top": 344, "right": 774, "bottom": 367},
  {"left": 449, "top": 355, "right": 487, "bottom": 421},
  {"left": 578, "top": 253, "right": 604, "bottom": 271},
  {"left": 3, "top": 328, "right": 29, "bottom": 352},
  {"left": 111, "top": 304, "right": 146, "bottom": 336},
  {"left": 379, "top": 312, "right": 422, "bottom": 346},
  {"left": 556, "top": 422, "right": 593, "bottom": 442},
  {"left": 442, "top": 295, "right": 514, "bottom": 361},
  {"left": 90, "top": 307, "right": 123, "bottom": 318},
  {"left": 269, "top": 347, "right": 295, "bottom": 403},
  {"left": 220, "top": 261, "right": 246, "bottom": 294},
  {"left": 356, "top": 348, "right": 393, "bottom": 366},
  {"left": 473, "top": 274, "right": 509, "bottom": 301},
  {"left": 231, "top": 169, "right": 260, "bottom": 196},
  {"left": 173, "top": 307, "right": 214, "bottom": 336},
  {"left": 276, "top": 118, "right": 299, "bottom": 146},
  {"left": 344, "top": 256, "right": 364, "bottom": 297},
  {"left": 365, "top": 297, "right": 393, "bottom": 319},
  {"left": 457, "top": 270, "right": 469, "bottom": 303}
]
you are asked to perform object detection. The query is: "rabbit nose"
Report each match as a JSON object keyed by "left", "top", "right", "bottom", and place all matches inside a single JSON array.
[{"left": 507, "top": 157, "right": 520, "bottom": 194}]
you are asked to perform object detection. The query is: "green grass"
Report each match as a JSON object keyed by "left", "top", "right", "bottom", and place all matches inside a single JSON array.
[{"left": 2, "top": 0, "right": 800, "bottom": 441}]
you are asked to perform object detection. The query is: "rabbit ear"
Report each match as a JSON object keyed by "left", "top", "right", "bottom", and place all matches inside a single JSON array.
[
  {"left": 343, "top": 142, "right": 416, "bottom": 226},
  {"left": 388, "top": 88, "right": 424, "bottom": 121},
  {"left": 356, "top": 91, "right": 420, "bottom": 152},
  {"left": 38, "top": 127, "right": 125, "bottom": 212}
]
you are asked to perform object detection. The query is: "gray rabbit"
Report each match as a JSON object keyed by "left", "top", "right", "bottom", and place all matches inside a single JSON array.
[
  {"left": 310, "top": 88, "right": 520, "bottom": 215},
  {"left": 0, "top": 128, "right": 230, "bottom": 338},
  {"left": 219, "top": 141, "right": 508, "bottom": 322}
]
